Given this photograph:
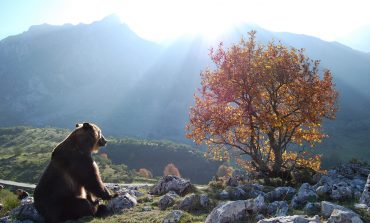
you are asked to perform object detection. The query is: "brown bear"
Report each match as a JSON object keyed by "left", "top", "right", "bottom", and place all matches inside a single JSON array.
[{"left": 34, "top": 123, "right": 115, "bottom": 223}]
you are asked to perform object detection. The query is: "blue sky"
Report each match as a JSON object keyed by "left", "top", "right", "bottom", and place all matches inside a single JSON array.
[{"left": 1, "top": 0, "right": 370, "bottom": 42}]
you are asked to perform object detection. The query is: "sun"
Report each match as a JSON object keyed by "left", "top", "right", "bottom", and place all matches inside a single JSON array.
[{"left": 115, "top": 0, "right": 238, "bottom": 42}]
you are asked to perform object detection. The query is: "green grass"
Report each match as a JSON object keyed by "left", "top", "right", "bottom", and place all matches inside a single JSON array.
[
  {"left": 64, "top": 192, "right": 208, "bottom": 223},
  {"left": 0, "top": 189, "right": 20, "bottom": 217}
]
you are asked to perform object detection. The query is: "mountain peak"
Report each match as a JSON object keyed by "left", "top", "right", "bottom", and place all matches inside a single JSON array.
[{"left": 99, "top": 14, "right": 122, "bottom": 24}]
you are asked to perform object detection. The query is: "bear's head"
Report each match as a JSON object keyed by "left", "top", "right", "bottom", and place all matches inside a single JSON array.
[{"left": 73, "top": 122, "right": 107, "bottom": 153}]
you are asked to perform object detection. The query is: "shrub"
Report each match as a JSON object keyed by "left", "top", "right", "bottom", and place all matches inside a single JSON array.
[
  {"left": 163, "top": 163, "right": 181, "bottom": 177},
  {"left": 138, "top": 168, "right": 153, "bottom": 178}
]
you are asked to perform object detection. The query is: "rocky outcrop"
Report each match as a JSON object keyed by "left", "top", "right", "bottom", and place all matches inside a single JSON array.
[
  {"left": 150, "top": 175, "right": 193, "bottom": 196},
  {"left": 257, "top": 215, "right": 321, "bottom": 223},
  {"left": 205, "top": 195, "right": 265, "bottom": 223},
  {"left": 314, "top": 163, "right": 368, "bottom": 201},
  {"left": 265, "top": 187, "right": 296, "bottom": 202},
  {"left": 107, "top": 193, "right": 137, "bottom": 214},
  {"left": 291, "top": 183, "right": 318, "bottom": 209}
]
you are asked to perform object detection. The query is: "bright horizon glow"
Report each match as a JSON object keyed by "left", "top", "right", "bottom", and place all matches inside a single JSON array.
[{"left": 1, "top": 0, "right": 370, "bottom": 43}]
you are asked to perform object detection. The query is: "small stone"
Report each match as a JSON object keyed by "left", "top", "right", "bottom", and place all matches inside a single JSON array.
[
  {"left": 316, "top": 185, "right": 330, "bottom": 197},
  {"left": 291, "top": 183, "right": 318, "bottom": 209},
  {"left": 330, "top": 182, "right": 353, "bottom": 201},
  {"left": 321, "top": 201, "right": 354, "bottom": 218},
  {"left": 205, "top": 196, "right": 265, "bottom": 223},
  {"left": 353, "top": 203, "right": 368, "bottom": 211},
  {"left": 10, "top": 203, "right": 44, "bottom": 222},
  {"left": 142, "top": 206, "right": 151, "bottom": 212},
  {"left": 267, "top": 201, "right": 288, "bottom": 217},
  {"left": 107, "top": 193, "right": 137, "bottom": 213},
  {"left": 158, "top": 194, "right": 175, "bottom": 210},
  {"left": 328, "top": 209, "right": 363, "bottom": 223},
  {"left": 0, "top": 216, "right": 10, "bottom": 223},
  {"left": 255, "top": 214, "right": 265, "bottom": 221},
  {"left": 163, "top": 210, "right": 184, "bottom": 223},
  {"left": 218, "top": 190, "right": 229, "bottom": 200},
  {"left": 20, "top": 197, "right": 34, "bottom": 206},
  {"left": 226, "top": 176, "right": 239, "bottom": 187},
  {"left": 303, "top": 202, "right": 321, "bottom": 216},
  {"left": 265, "top": 187, "right": 296, "bottom": 202},
  {"left": 257, "top": 215, "right": 321, "bottom": 223},
  {"left": 178, "top": 194, "right": 211, "bottom": 212},
  {"left": 225, "top": 186, "right": 247, "bottom": 200},
  {"left": 150, "top": 176, "right": 193, "bottom": 196},
  {"left": 240, "top": 184, "right": 265, "bottom": 199}
]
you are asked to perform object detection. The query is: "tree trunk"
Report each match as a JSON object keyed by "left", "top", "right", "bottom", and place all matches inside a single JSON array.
[
  {"left": 268, "top": 131, "right": 284, "bottom": 177},
  {"left": 272, "top": 148, "right": 283, "bottom": 176}
]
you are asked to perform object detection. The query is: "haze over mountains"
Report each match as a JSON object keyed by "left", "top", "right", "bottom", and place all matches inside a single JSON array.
[
  {"left": 337, "top": 26, "right": 370, "bottom": 53},
  {"left": 1, "top": 15, "right": 370, "bottom": 166}
]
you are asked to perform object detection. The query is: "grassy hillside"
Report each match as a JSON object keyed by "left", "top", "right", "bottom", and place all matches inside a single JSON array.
[
  {"left": 0, "top": 126, "right": 219, "bottom": 184},
  {"left": 101, "top": 139, "right": 220, "bottom": 184}
]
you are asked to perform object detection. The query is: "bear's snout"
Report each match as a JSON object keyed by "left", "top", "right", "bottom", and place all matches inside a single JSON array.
[{"left": 98, "top": 136, "right": 107, "bottom": 147}]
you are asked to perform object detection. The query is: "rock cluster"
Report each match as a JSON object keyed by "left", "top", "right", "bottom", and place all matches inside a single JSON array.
[
  {"left": 3, "top": 165, "right": 370, "bottom": 223},
  {"left": 314, "top": 163, "right": 368, "bottom": 201},
  {"left": 150, "top": 175, "right": 193, "bottom": 196}
]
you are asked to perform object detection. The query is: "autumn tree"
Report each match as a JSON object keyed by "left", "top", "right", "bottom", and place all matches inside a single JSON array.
[
  {"left": 138, "top": 168, "right": 153, "bottom": 178},
  {"left": 163, "top": 163, "right": 181, "bottom": 177},
  {"left": 187, "top": 31, "right": 338, "bottom": 178}
]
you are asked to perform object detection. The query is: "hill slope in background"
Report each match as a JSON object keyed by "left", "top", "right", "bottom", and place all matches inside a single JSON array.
[
  {"left": 0, "top": 126, "right": 220, "bottom": 184},
  {"left": 0, "top": 16, "right": 370, "bottom": 166}
]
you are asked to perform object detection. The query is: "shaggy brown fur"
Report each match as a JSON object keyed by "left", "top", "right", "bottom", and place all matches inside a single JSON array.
[{"left": 34, "top": 123, "right": 114, "bottom": 223}]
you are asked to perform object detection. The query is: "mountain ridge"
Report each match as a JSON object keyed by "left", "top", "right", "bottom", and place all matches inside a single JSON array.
[{"left": 0, "top": 16, "right": 369, "bottom": 166}]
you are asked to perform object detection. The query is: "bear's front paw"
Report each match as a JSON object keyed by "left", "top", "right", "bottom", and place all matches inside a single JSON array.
[{"left": 111, "top": 192, "right": 119, "bottom": 199}]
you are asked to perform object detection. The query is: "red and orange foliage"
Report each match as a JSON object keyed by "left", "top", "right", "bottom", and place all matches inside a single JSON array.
[
  {"left": 187, "top": 31, "right": 338, "bottom": 177},
  {"left": 163, "top": 163, "right": 181, "bottom": 177},
  {"left": 137, "top": 168, "right": 153, "bottom": 178},
  {"left": 216, "top": 165, "right": 234, "bottom": 178}
]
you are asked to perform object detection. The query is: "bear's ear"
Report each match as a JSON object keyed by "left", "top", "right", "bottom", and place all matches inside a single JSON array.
[
  {"left": 83, "top": 123, "right": 91, "bottom": 129},
  {"left": 75, "top": 123, "right": 82, "bottom": 128}
]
